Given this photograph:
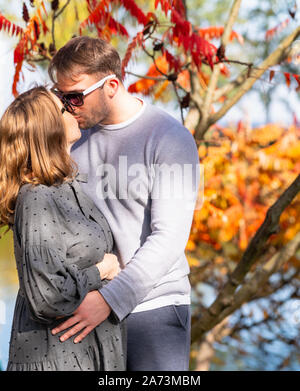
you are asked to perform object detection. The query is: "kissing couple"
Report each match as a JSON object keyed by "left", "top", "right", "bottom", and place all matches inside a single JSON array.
[{"left": 0, "top": 36, "right": 200, "bottom": 371}]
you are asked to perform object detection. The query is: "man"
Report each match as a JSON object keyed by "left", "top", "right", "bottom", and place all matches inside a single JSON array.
[{"left": 49, "top": 36, "right": 201, "bottom": 371}]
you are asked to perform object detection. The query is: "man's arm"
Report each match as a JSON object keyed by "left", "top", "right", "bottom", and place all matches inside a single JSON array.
[
  {"left": 99, "top": 126, "right": 201, "bottom": 321},
  {"left": 52, "top": 125, "right": 201, "bottom": 342}
]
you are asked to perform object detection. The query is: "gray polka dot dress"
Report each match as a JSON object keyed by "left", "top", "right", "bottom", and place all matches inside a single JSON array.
[{"left": 6, "top": 173, "right": 126, "bottom": 371}]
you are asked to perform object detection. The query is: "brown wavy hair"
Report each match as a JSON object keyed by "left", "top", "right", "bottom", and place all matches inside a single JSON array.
[{"left": 0, "top": 86, "right": 77, "bottom": 232}]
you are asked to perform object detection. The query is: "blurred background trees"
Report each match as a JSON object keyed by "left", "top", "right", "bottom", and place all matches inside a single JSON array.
[{"left": 0, "top": 0, "right": 299, "bottom": 370}]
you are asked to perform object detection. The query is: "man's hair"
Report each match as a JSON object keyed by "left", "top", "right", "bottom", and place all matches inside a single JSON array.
[{"left": 48, "top": 36, "right": 123, "bottom": 83}]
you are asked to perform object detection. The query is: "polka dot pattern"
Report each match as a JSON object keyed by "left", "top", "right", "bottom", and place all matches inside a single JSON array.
[{"left": 6, "top": 173, "right": 126, "bottom": 371}]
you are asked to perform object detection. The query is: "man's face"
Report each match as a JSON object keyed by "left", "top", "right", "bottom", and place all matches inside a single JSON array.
[{"left": 55, "top": 72, "right": 111, "bottom": 130}]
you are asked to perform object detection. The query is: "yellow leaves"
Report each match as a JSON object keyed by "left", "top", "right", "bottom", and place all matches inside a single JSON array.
[
  {"left": 0, "top": 229, "right": 18, "bottom": 287},
  {"left": 220, "top": 127, "right": 236, "bottom": 141},
  {"left": 194, "top": 207, "right": 208, "bottom": 222},
  {"left": 219, "top": 266, "right": 228, "bottom": 275},
  {"left": 207, "top": 203, "right": 224, "bottom": 218},
  {"left": 284, "top": 223, "right": 300, "bottom": 241},
  {"left": 259, "top": 172, "right": 272, "bottom": 185},
  {"left": 238, "top": 219, "right": 248, "bottom": 250},
  {"left": 198, "top": 144, "right": 207, "bottom": 159},
  {"left": 128, "top": 55, "right": 167, "bottom": 95},
  {"left": 186, "top": 255, "right": 200, "bottom": 267},
  {"left": 214, "top": 256, "right": 224, "bottom": 265},
  {"left": 206, "top": 143, "right": 231, "bottom": 157},
  {"left": 285, "top": 140, "right": 300, "bottom": 159},
  {"left": 45, "top": 0, "right": 90, "bottom": 50},
  {"left": 226, "top": 204, "right": 244, "bottom": 221},
  {"left": 207, "top": 215, "right": 223, "bottom": 230},
  {"left": 215, "top": 207, "right": 242, "bottom": 243},
  {"left": 219, "top": 227, "right": 236, "bottom": 242},
  {"left": 258, "top": 151, "right": 294, "bottom": 171},
  {"left": 186, "top": 239, "right": 196, "bottom": 252},
  {"left": 11, "top": 0, "right": 91, "bottom": 95},
  {"left": 177, "top": 69, "right": 190, "bottom": 90},
  {"left": 128, "top": 55, "right": 191, "bottom": 99},
  {"left": 197, "top": 70, "right": 210, "bottom": 90},
  {"left": 189, "top": 121, "right": 300, "bottom": 257},
  {"left": 251, "top": 124, "right": 283, "bottom": 146},
  {"left": 270, "top": 177, "right": 284, "bottom": 190},
  {"left": 154, "top": 79, "right": 169, "bottom": 99}
]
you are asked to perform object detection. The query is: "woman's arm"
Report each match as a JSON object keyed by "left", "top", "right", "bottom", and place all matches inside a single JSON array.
[
  {"left": 14, "top": 184, "right": 119, "bottom": 324},
  {"left": 21, "top": 247, "right": 120, "bottom": 324},
  {"left": 20, "top": 244, "right": 102, "bottom": 324}
]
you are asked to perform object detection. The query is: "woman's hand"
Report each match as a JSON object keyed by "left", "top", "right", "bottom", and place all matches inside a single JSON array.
[{"left": 96, "top": 253, "right": 121, "bottom": 280}]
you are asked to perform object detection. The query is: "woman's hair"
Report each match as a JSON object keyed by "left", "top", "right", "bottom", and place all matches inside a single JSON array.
[
  {"left": 0, "top": 85, "right": 77, "bottom": 231},
  {"left": 48, "top": 36, "right": 123, "bottom": 83}
]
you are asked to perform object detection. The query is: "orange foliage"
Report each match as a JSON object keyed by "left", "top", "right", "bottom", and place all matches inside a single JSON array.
[
  {"left": 128, "top": 55, "right": 168, "bottom": 95},
  {"left": 265, "top": 18, "right": 289, "bottom": 41},
  {"left": 186, "top": 123, "right": 300, "bottom": 256},
  {"left": 128, "top": 55, "right": 192, "bottom": 95},
  {"left": 197, "top": 26, "right": 244, "bottom": 45},
  {"left": 12, "top": 2, "right": 48, "bottom": 96}
]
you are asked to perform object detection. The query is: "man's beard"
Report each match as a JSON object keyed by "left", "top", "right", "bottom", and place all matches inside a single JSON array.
[
  {"left": 78, "top": 106, "right": 109, "bottom": 130},
  {"left": 78, "top": 116, "right": 97, "bottom": 130}
]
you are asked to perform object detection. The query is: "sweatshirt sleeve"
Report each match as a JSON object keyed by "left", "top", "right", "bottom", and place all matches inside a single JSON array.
[
  {"left": 99, "top": 125, "right": 201, "bottom": 321},
  {"left": 14, "top": 184, "right": 102, "bottom": 324}
]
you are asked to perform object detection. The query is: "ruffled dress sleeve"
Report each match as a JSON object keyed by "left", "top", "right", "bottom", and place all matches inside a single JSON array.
[{"left": 14, "top": 183, "right": 102, "bottom": 324}]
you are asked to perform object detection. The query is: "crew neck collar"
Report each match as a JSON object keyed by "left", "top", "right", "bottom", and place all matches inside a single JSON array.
[{"left": 98, "top": 98, "right": 146, "bottom": 131}]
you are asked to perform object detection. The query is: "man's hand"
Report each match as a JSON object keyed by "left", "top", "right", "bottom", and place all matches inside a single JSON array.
[{"left": 51, "top": 290, "right": 111, "bottom": 343}]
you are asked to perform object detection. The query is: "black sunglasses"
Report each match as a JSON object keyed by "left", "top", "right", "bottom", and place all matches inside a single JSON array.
[
  {"left": 51, "top": 89, "right": 83, "bottom": 114},
  {"left": 51, "top": 74, "right": 116, "bottom": 114}
]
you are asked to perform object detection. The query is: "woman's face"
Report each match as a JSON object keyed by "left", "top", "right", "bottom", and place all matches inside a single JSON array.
[{"left": 50, "top": 92, "right": 81, "bottom": 150}]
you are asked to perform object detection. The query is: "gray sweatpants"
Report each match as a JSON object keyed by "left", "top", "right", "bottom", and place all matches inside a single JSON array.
[{"left": 126, "top": 304, "right": 191, "bottom": 371}]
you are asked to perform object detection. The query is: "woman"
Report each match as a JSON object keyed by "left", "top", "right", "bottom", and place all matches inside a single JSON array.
[{"left": 0, "top": 86, "right": 126, "bottom": 371}]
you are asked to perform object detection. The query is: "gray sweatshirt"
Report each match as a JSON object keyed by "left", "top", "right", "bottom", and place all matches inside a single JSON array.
[{"left": 71, "top": 100, "right": 201, "bottom": 322}]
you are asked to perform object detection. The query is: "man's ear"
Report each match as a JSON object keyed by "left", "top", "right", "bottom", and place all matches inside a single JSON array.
[{"left": 106, "top": 78, "right": 119, "bottom": 98}]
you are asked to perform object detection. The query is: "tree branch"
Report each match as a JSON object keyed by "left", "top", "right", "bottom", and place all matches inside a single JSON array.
[
  {"left": 212, "top": 68, "right": 248, "bottom": 102},
  {"left": 194, "top": 0, "right": 242, "bottom": 140},
  {"left": 195, "top": 25, "right": 300, "bottom": 139},
  {"left": 172, "top": 81, "right": 184, "bottom": 123},
  {"left": 191, "top": 173, "right": 300, "bottom": 342},
  {"left": 56, "top": 0, "right": 72, "bottom": 19},
  {"left": 211, "top": 231, "right": 300, "bottom": 326},
  {"left": 51, "top": 0, "right": 72, "bottom": 50},
  {"left": 125, "top": 71, "right": 166, "bottom": 82}
]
